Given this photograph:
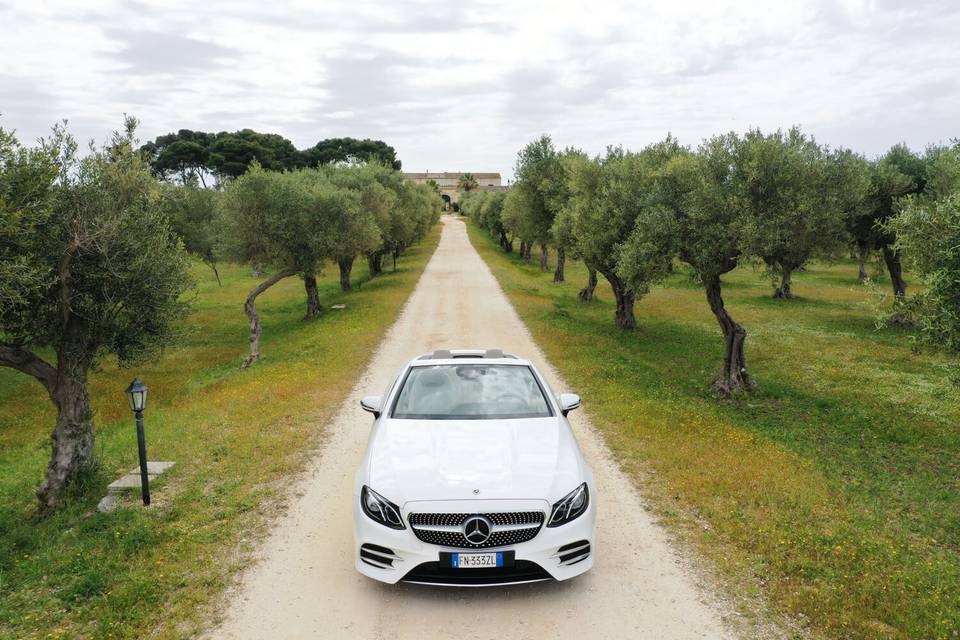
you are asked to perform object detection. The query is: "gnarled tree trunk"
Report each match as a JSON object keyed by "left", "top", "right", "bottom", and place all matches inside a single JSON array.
[
  {"left": 367, "top": 251, "right": 383, "bottom": 276},
  {"left": 338, "top": 256, "right": 354, "bottom": 292},
  {"left": 242, "top": 269, "right": 296, "bottom": 369},
  {"left": 553, "top": 248, "right": 565, "bottom": 283},
  {"left": 579, "top": 266, "right": 598, "bottom": 301},
  {"left": 205, "top": 252, "right": 222, "bottom": 287},
  {"left": 705, "top": 274, "right": 754, "bottom": 395},
  {"left": 604, "top": 272, "right": 635, "bottom": 329},
  {"left": 499, "top": 231, "right": 513, "bottom": 253},
  {"left": 27, "top": 240, "right": 97, "bottom": 511},
  {"left": 857, "top": 244, "right": 870, "bottom": 284},
  {"left": 39, "top": 356, "right": 94, "bottom": 510},
  {"left": 519, "top": 241, "right": 528, "bottom": 260},
  {"left": 773, "top": 268, "right": 793, "bottom": 299},
  {"left": 539, "top": 243, "right": 549, "bottom": 272},
  {"left": 881, "top": 244, "right": 907, "bottom": 300},
  {"left": 1, "top": 340, "right": 96, "bottom": 512},
  {"left": 303, "top": 272, "right": 321, "bottom": 319}
]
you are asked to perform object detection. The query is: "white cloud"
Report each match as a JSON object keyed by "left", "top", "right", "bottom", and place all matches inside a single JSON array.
[{"left": 1, "top": 0, "right": 957, "bottom": 177}]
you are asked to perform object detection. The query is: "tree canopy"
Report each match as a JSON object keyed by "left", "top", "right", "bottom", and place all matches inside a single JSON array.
[
  {"left": 158, "top": 183, "right": 223, "bottom": 284},
  {"left": 140, "top": 131, "right": 401, "bottom": 185},
  {"left": 572, "top": 138, "right": 684, "bottom": 329},
  {"left": 734, "top": 128, "right": 844, "bottom": 299},
  {"left": 510, "top": 136, "right": 566, "bottom": 272},
  {"left": 0, "top": 118, "right": 193, "bottom": 509},
  {"left": 887, "top": 192, "right": 960, "bottom": 352},
  {"left": 218, "top": 162, "right": 439, "bottom": 365},
  {"left": 301, "top": 137, "right": 401, "bottom": 170}
]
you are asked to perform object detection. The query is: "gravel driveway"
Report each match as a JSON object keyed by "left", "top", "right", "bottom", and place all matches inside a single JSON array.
[{"left": 210, "top": 216, "right": 737, "bottom": 639}]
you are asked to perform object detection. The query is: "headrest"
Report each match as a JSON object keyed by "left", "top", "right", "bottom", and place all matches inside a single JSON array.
[{"left": 420, "top": 368, "right": 449, "bottom": 387}]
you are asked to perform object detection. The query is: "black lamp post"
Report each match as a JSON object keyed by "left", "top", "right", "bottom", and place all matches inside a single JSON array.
[{"left": 125, "top": 378, "right": 150, "bottom": 506}]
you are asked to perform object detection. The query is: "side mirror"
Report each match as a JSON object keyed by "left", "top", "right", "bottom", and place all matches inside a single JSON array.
[
  {"left": 360, "top": 395, "right": 383, "bottom": 419},
  {"left": 558, "top": 393, "right": 581, "bottom": 417}
]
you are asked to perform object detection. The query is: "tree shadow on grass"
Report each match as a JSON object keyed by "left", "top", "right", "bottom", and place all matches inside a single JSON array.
[{"left": 544, "top": 307, "right": 960, "bottom": 547}]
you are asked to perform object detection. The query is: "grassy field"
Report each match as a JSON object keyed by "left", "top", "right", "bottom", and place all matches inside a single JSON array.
[
  {"left": 0, "top": 226, "right": 440, "bottom": 640},
  {"left": 467, "top": 220, "right": 959, "bottom": 640}
]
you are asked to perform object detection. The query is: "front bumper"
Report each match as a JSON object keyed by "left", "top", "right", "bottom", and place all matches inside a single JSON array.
[{"left": 353, "top": 498, "right": 596, "bottom": 586}]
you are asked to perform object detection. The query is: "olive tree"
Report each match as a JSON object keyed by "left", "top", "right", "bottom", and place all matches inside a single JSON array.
[
  {"left": 383, "top": 180, "right": 419, "bottom": 270},
  {"left": 560, "top": 149, "right": 601, "bottom": 301},
  {"left": 886, "top": 191, "right": 960, "bottom": 351},
  {"left": 220, "top": 166, "right": 339, "bottom": 366},
  {"left": 501, "top": 186, "right": 537, "bottom": 260},
  {"left": 360, "top": 170, "right": 432, "bottom": 275},
  {"left": 0, "top": 119, "right": 192, "bottom": 510},
  {"left": 409, "top": 181, "right": 442, "bottom": 243},
  {"left": 480, "top": 192, "right": 511, "bottom": 252},
  {"left": 159, "top": 183, "right": 223, "bottom": 285},
  {"left": 824, "top": 149, "right": 875, "bottom": 283},
  {"left": 882, "top": 143, "right": 960, "bottom": 348},
  {"left": 856, "top": 145, "right": 925, "bottom": 302},
  {"left": 572, "top": 139, "right": 683, "bottom": 329},
  {"left": 513, "top": 135, "right": 565, "bottom": 272},
  {"left": 922, "top": 142, "right": 960, "bottom": 201},
  {"left": 734, "top": 128, "right": 844, "bottom": 299},
  {"left": 322, "top": 164, "right": 387, "bottom": 290},
  {"left": 620, "top": 134, "right": 755, "bottom": 394},
  {"left": 549, "top": 149, "right": 589, "bottom": 284},
  {"left": 458, "top": 190, "right": 483, "bottom": 218}
]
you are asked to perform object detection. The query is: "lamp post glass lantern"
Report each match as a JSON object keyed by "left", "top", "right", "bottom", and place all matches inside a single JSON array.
[
  {"left": 126, "top": 378, "right": 148, "bottom": 412},
  {"left": 125, "top": 378, "right": 151, "bottom": 506}
]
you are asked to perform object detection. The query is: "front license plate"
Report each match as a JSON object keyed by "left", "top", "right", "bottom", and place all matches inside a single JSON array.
[{"left": 451, "top": 552, "right": 503, "bottom": 569}]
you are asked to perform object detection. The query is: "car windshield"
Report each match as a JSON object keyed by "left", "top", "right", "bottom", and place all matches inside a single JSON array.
[{"left": 391, "top": 364, "right": 553, "bottom": 420}]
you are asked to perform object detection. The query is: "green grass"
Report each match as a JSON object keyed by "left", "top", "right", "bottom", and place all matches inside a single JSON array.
[
  {"left": 0, "top": 227, "right": 440, "bottom": 640},
  {"left": 467, "top": 220, "right": 960, "bottom": 640}
]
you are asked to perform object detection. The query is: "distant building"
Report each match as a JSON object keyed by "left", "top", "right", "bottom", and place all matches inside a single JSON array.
[{"left": 404, "top": 171, "right": 509, "bottom": 209}]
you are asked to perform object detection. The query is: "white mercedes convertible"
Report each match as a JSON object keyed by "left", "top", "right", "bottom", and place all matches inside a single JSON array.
[{"left": 353, "top": 349, "right": 596, "bottom": 586}]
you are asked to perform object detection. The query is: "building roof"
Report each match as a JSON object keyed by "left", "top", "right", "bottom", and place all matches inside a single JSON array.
[{"left": 404, "top": 172, "right": 502, "bottom": 180}]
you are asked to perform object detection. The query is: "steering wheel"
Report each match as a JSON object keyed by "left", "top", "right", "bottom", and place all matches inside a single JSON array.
[{"left": 495, "top": 393, "right": 527, "bottom": 406}]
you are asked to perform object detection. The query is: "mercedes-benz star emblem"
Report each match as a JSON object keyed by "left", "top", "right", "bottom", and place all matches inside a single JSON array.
[{"left": 462, "top": 515, "right": 492, "bottom": 544}]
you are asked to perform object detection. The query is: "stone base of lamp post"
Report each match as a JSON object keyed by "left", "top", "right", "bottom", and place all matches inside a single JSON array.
[{"left": 97, "top": 461, "right": 176, "bottom": 512}]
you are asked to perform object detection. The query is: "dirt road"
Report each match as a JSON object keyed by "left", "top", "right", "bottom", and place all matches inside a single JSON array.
[{"left": 210, "top": 216, "right": 738, "bottom": 639}]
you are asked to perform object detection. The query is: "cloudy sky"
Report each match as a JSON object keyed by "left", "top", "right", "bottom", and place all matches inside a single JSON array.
[{"left": 1, "top": 0, "right": 957, "bottom": 177}]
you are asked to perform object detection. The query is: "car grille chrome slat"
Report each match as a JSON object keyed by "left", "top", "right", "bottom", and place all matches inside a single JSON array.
[
  {"left": 409, "top": 511, "right": 545, "bottom": 549},
  {"left": 411, "top": 524, "right": 462, "bottom": 533}
]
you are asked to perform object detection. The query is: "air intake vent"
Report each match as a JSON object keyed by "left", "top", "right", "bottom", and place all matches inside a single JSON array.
[
  {"left": 556, "top": 540, "right": 591, "bottom": 566},
  {"left": 360, "top": 543, "right": 396, "bottom": 569}
]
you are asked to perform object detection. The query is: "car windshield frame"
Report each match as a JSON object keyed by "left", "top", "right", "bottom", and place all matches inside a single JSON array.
[{"left": 389, "top": 363, "right": 555, "bottom": 420}]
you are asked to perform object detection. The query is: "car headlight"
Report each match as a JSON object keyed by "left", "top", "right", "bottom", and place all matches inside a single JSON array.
[
  {"left": 547, "top": 483, "right": 589, "bottom": 527},
  {"left": 360, "top": 486, "right": 405, "bottom": 530}
]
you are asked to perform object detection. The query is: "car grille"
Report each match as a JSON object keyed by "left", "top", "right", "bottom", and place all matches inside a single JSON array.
[{"left": 408, "top": 511, "right": 544, "bottom": 549}]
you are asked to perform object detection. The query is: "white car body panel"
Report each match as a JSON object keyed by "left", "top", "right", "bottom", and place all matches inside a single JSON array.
[
  {"left": 367, "top": 417, "right": 585, "bottom": 504},
  {"left": 353, "top": 350, "right": 597, "bottom": 586}
]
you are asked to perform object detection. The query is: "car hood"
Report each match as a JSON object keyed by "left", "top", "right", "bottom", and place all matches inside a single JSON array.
[{"left": 366, "top": 417, "right": 583, "bottom": 505}]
